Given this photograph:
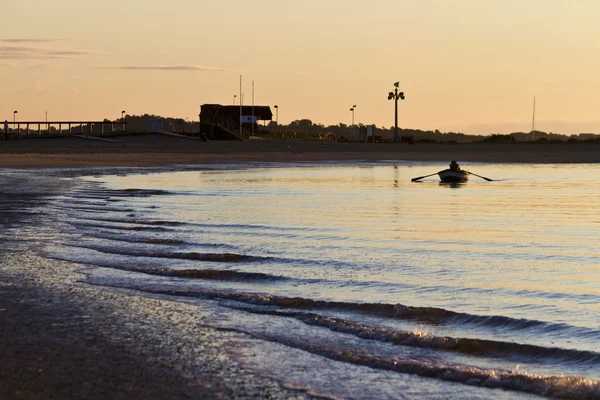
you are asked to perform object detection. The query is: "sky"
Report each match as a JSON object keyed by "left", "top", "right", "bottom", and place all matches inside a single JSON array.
[{"left": 1, "top": 0, "right": 599, "bottom": 135}]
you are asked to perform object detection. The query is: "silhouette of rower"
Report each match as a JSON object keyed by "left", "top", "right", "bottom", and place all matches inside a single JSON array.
[{"left": 449, "top": 160, "right": 461, "bottom": 171}]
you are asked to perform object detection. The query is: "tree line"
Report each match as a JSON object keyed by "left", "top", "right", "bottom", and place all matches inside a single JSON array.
[{"left": 117, "top": 114, "right": 599, "bottom": 143}]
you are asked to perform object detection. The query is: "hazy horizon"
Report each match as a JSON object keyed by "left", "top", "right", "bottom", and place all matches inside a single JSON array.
[{"left": 2, "top": 0, "right": 599, "bottom": 136}]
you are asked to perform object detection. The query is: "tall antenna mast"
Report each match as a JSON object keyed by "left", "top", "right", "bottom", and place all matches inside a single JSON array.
[
  {"left": 531, "top": 96, "right": 536, "bottom": 141},
  {"left": 239, "top": 75, "right": 243, "bottom": 135}
]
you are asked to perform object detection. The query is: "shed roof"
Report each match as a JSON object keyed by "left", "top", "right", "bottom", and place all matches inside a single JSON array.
[{"left": 201, "top": 104, "right": 273, "bottom": 120}]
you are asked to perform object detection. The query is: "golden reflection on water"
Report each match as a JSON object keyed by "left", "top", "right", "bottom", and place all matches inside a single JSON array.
[{"left": 95, "top": 163, "right": 600, "bottom": 316}]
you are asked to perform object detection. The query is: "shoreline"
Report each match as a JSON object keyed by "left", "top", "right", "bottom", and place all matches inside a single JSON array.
[
  {"left": 1, "top": 141, "right": 598, "bottom": 398},
  {"left": 1, "top": 134, "right": 599, "bottom": 167},
  {"left": 0, "top": 171, "right": 310, "bottom": 399}
]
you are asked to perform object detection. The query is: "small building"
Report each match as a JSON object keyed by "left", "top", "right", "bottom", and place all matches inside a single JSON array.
[
  {"left": 358, "top": 125, "right": 382, "bottom": 142},
  {"left": 200, "top": 104, "right": 273, "bottom": 135}
]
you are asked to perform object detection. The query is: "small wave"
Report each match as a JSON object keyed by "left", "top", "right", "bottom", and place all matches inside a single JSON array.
[
  {"left": 72, "top": 188, "right": 173, "bottom": 197},
  {"left": 68, "top": 222, "right": 171, "bottom": 232},
  {"left": 136, "top": 288, "right": 598, "bottom": 338},
  {"left": 101, "top": 265, "right": 287, "bottom": 281},
  {"left": 66, "top": 244, "right": 258, "bottom": 263},
  {"left": 70, "top": 216, "right": 184, "bottom": 226},
  {"left": 87, "top": 233, "right": 188, "bottom": 246},
  {"left": 70, "top": 195, "right": 118, "bottom": 200},
  {"left": 208, "top": 324, "right": 600, "bottom": 400},
  {"left": 58, "top": 199, "right": 152, "bottom": 208},
  {"left": 227, "top": 306, "right": 600, "bottom": 365},
  {"left": 66, "top": 206, "right": 136, "bottom": 213}
]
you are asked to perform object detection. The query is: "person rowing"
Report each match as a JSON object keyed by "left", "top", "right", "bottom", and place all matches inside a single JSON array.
[
  {"left": 448, "top": 160, "right": 461, "bottom": 171},
  {"left": 439, "top": 161, "right": 468, "bottom": 182},
  {"left": 411, "top": 161, "right": 493, "bottom": 182}
]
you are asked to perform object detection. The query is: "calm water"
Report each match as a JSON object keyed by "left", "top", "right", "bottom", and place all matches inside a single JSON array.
[{"left": 41, "top": 162, "right": 600, "bottom": 398}]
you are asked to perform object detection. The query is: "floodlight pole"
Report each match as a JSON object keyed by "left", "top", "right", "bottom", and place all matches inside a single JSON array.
[
  {"left": 394, "top": 89, "right": 398, "bottom": 143},
  {"left": 388, "top": 83, "right": 405, "bottom": 144},
  {"left": 349, "top": 105, "right": 357, "bottom": 140}
]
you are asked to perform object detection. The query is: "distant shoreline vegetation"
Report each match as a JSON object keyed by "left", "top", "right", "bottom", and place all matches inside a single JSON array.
[{"left": 118, "top": 114, "right": 600, "bottom": 144}]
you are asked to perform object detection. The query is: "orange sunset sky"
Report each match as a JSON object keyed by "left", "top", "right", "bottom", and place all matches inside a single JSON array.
[{"left": 1, "top": 0, "right": 599, "bottom": 135}]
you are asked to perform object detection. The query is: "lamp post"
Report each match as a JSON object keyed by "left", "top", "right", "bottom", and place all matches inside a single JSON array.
[
  {"left": 45, "top": 111, "right": 48, "bottom": 131},
  {"left": 349, "top": 105, "right": 356, "bottom": 126},
  {"left": 387, "top": 82, "right": 405, "bottom": 144},
  {"left": 233, "top": 95, "right": 237, "bottom": 105},
  {"left": 274, "top": 105, "right": 278, "bottom": 126},
  {"left": 12, "top": 111, "right": 18, "bottom": 138},
  {"left": 121, "top": 110, "right": 126, "bottom": 132}
]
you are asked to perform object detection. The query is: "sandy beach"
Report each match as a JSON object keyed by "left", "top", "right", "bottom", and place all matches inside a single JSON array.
[
  {"left": 1, "top": 134, "right": 599, "bottom": 167},
  {"left": 1, "top": 136, "right": 599, "bottom": 399}
]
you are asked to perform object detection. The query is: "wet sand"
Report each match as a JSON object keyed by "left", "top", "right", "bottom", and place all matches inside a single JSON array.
[{"left": 1, "top": 134, "right": 599, "bottom": 167}]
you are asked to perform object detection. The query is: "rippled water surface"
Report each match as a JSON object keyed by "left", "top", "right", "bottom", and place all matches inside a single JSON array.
[{"left": 42, "top": 162, "right": 600, "bottom": 398}]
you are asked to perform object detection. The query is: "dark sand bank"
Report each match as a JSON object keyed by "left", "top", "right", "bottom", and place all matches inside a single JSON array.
[
  {"left": 0, "top": 280, "right": 215, "bottom": 399},
  {"left": 1, "top": 134, "right": 599, "bottom": 167},
  {"left": 0, "top": 172, "right": 309, "bottom": 399}
]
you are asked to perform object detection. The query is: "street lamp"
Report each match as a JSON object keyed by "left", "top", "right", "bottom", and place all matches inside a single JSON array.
[
  {"left": 349, "top": 105, "right": 356, "bottom": 126},
  {"left": 13, "top": 110, "right": 18, "bottom": 123},
  {"left": 274, "top": 105, "right": 278, "bottom": 126},
  {"left": 387, "top": 82, "right": 405, "bottom": 143},
  {"left": 233, "top": 94, "right": 237, "bottom": 105},
  {"left": 45, "top": 111, "right": 48, "bottom": 131},
  {"left": 121, "top": 110, "right": 126, "bottom": 132}
]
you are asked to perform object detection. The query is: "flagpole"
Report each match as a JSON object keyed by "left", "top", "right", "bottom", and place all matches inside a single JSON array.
[
  {"left": 531, "top": 96, "right": 536, "bottom": 141},
  {"left": 239, "top": 75, "right": 243, "bottom": 136},
  {"left": 252, "top": 80, "right": 255, "bottom": 138}
]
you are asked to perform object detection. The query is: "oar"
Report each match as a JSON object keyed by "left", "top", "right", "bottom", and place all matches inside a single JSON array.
[
  {"left": 411, "top": 172, "right": 439, "bottom": 182},
  {"left": 466, "top": 171, "right": 493, "bottom": 181}
]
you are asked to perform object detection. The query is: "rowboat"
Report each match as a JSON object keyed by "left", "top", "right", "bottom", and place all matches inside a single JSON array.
[
  {"left": 438, "top": 169, "right": 469, "bottom": 183},
  {"left": 411, "top": 165, "right": 492, "bottom": 183}
]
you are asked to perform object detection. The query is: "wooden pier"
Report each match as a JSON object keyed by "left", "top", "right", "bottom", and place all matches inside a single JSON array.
[{"left": 1, "top": 121, "right": 127, "bottom": 139}]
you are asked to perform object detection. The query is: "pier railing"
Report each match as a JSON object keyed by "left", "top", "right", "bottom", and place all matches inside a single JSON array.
[{"left": 1, "top": 121, "right": 127, "bottom": 139}]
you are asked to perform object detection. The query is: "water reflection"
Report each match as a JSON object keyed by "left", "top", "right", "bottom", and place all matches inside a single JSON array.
[
  {"left": 438, "top": 182, "right": 467, "bottom": 189},
  {"left": 62, "top": 163, "right": 600, "bottom": 395}
]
